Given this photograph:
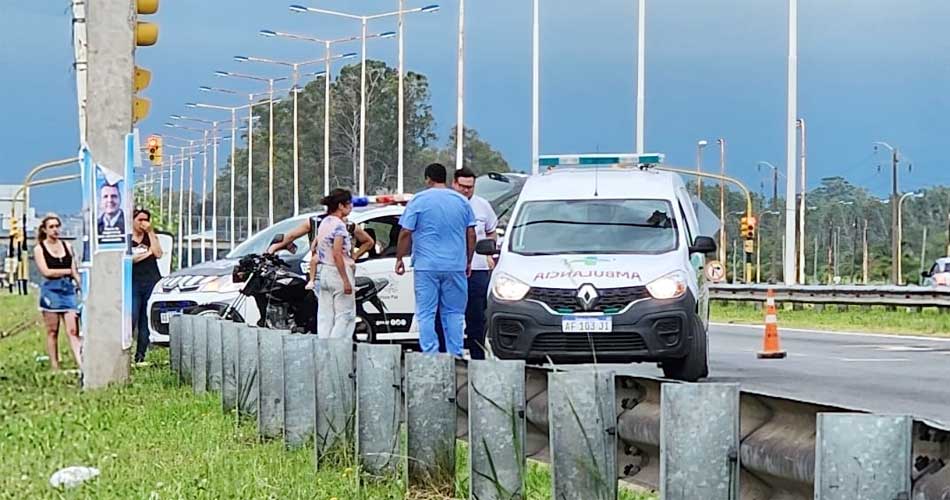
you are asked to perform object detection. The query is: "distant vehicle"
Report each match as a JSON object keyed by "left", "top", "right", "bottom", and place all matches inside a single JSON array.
[
  {"left": 477, "top": 154, "right": 719, "bottom": 382},
  {"left": 921, "top": 257, "right": 950, "bottom": 287},
  {"left": 147, "top": 172, "right": 526, "bottom": 345}
]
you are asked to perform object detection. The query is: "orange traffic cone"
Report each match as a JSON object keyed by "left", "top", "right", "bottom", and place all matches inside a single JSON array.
[{"left": 757, "top": 288, "right": 787, "bottom": 359}]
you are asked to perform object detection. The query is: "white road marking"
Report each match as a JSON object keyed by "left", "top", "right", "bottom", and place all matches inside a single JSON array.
[{"left": 711, "top": 322, "right": 950, "bottom": 343}]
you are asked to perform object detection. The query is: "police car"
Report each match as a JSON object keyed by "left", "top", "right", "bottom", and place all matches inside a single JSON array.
[
  {"left": 476, "top": 154, "right": 719, "bottom": 381},
  {"left": 147, "top": 173, "right": 526, "bottom": 344}
]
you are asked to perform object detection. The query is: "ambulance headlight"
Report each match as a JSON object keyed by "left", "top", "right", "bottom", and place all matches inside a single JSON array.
[
  {"left": 492, "top": 273, "right": 530, "bottom": 302},
  {"left": 646, "top": 271, "right": 688, "bottom": 300}
]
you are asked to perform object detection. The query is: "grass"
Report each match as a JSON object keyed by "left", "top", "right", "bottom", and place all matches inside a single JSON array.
[
  {"left": 0, "top": 294, "right": 656, "bottom": 499},
  {"left": 712, "top": 301, "right": 950, "bottom": 337}
]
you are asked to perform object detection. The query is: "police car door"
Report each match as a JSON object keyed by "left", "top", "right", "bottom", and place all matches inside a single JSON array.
[{"left": 354, "top": 213, "right": 416, "bottom": 341}]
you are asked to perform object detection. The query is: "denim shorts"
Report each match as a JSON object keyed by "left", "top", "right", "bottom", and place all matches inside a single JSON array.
[{"left": 39, "top": 277, "right": 79, "bottom": 313}]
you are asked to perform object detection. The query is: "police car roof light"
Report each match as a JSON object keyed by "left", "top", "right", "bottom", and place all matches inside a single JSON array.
[
  {"left": 352, "top": 193, "right": 414, "bottom": 207},
  {"left": 539, "top": 152, "right": 665, "bottom": 168}
]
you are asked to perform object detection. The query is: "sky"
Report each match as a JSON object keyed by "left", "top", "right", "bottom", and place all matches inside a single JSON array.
[{"left": 2, "top": 0, "right": 949, "bottom": 214}]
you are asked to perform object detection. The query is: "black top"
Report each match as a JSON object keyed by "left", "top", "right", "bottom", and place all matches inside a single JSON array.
[
  {"left": 132, "top": 233, "right": 162, "bottom": 284},
  {"left": 40, "top": 241, "right": 72, "bottom": 270}
]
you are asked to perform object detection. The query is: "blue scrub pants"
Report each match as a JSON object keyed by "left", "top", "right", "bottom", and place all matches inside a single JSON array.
[{"left": 415, "top": 270, "right": 467, "bottom": 356}]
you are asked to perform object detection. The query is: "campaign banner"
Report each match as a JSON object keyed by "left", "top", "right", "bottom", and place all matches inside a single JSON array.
[
  {"left": 79, "top": 147, "right": 93, "bottom": 263},
  {"left": 122, "top": 254, "right": 133, "bottom": 350},
  {"left": 93, "top": 164, "right": 127, "bottom": 250}
]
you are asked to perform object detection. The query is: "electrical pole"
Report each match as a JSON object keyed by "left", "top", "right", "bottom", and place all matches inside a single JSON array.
[
  {"left": 82, "top": 0, "right": 134, "bottom": 388},
  {"left": 717, "top": 138, "right": 726, "bottom": 266},
  {"left": 862, "top": 218, "right": 869, "bottom": 284},
  {"left": 920, "top": 226, "right": 928, "bottom": 285},
  {"left": 890, "top": 148, "right": 900, "bottom": 285}
]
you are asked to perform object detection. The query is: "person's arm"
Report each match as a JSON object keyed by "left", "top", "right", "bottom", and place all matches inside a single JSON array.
[
  {"left": 33, "top": 246, "right": 71, "bottom": 279},
  {"left": 305, "top": 251, "right": 318, "bottom": 290},
  {"left": 68, "top": 243, "right": 81, "bottom": 287},
  {"left": 483, "top": 203, "right": 499, "bottom": 269},
  {"left": 266, "top": 220, "right": 311, "bottom": 254},
  {"left": 332, "top": 236, "right": 352, "bottom": 294},
  {"left": 352, "top": 226, "right": 375, "bottom": 261},
  {"left": 394, "top": 229, "right": 413, "bottom": 275},
  {"left": 148, "top": 230, "right": 163, "bottom": 259},
  {"left": 466, "top": 227, "right": 476, "bottom": 277}
]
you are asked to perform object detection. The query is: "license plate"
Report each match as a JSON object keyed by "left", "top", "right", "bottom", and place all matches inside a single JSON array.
[{"left": 561, "top": 316, "right": 612, "bottom": 333}]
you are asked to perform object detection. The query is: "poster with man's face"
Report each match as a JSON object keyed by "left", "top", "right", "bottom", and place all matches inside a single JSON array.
[{"left": 94, "top": 164, "right": 127, "bottom": 249}]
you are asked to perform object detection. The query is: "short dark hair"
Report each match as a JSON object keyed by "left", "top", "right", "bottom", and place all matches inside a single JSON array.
[
  {"left": 133, "top": 208, "right": 151, "bottom": 220},
  {"left": 320, "top": 188, "right": 352, "bottom": 213},
  {"left": 424, "top": 163, "right": 447, "bottom": 184},
  {"left": 453, "top": 166, "right": 476, "bottom": 182}
]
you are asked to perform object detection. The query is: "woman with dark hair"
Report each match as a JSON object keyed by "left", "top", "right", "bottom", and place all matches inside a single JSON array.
[
  {"left": 314, "top": 189, "right": 361, "bottom": 338},
  {"left": 33, "top": 214, "right": 81, "bottom": 371},
  {"left": 130, "top": 208, "right": 163, "bottom": 363}
]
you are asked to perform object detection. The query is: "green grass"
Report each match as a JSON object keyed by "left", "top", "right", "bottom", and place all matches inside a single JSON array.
[
  {"left": 0, "top": 294, "right": 656, "bottom": 499},
  {"left": 712, "top": 301, "right": 950, "bottom": 337}
]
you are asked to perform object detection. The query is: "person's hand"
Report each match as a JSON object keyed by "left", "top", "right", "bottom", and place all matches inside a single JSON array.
[
  {"left": 343, "top": 281, "right": 353, "bottom": 295},
  {"left": 395, "top": 258, "right": 405, "bottom": 276},
  {"left": 466, "top": 263, "right": 472, "bottom": 278},
  {"left": 304, "top": 280, "right": 315, "bottom": 291},
  {"left": 141, "top": 220, "right": 152, "bottom": 232},
  {"left": 486, "top": 255, "right": 496, "bottom": 271}
]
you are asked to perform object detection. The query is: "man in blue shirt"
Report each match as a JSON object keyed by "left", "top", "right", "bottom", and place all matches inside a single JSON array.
[{"left": 395, "top": 163, "right": 476, "bottom": 356}]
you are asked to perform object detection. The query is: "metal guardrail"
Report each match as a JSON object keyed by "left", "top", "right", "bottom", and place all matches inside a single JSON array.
[
  {"left": 710, "top": 283, "right": 950, "bottom": 308},
  {"left": 172, "top": 316, "right": 950, "bottom": 499}
]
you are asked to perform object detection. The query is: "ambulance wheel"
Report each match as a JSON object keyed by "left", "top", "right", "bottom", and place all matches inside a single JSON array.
[{"left": 661, "top": 318, "right": 709, "bottom": 382}]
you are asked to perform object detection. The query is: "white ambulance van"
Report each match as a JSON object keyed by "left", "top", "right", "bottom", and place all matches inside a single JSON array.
[{"left": 476, "top": 154, "right": 717, "bottom": 381}]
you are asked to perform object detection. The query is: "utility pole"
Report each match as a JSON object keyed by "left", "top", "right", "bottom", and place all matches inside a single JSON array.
[
  {"left": 862, "top": 218, "right": 869, "bottom": 284},
  {"left": 717, "top": 138, "right": 726, "bottom": 266},
  {"left": 82, "top": 0, "right": 135, "bottom": 388},
  {"left": 874, "top": 142, "right": 901, "bottom": 284},
  {"left": 920, "top": 226, "right": 928, "bottom": 285}
]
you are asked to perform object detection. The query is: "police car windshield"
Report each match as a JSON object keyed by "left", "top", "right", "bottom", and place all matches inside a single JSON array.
[
  {"left": 227, "top": 216, "right": 309, "bottom": 259},
  {"left": 509, "top": 199, "right": 678, "bottom": 255}
]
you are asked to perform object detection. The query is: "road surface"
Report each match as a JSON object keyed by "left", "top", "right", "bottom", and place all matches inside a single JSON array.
[{"left": 618, "top": 323, "right": 950, "bottom": 428}]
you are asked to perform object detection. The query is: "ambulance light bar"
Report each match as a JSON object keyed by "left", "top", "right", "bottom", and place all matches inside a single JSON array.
[{"left": 539, "top": 153, "right": 665, "bottom": 167}]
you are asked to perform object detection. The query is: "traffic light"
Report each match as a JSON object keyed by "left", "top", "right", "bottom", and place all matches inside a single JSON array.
[
  {"left": 740, "top": 215, "right": 756, "bottom": 241},
  {"left": 133, "top": 0, "right": 159, "bottom": 123},
  {"left": 146, "top": 135, "right": 162, "bottom": 166}
]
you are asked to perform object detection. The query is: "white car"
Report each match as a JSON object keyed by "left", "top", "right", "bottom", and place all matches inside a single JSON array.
[
  {"left": 147, "top": 173, "right": 526, "bottom": 345},
  {"left": 477, "top": 154, "right": 717, "bottom": 381}
]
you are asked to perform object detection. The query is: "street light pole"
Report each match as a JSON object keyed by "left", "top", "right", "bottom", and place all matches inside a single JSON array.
[
  {"left": 178, "top": 151, "right": 185, "bottom": 270},
  {"left": 717, "top": 138, "right": 726, "bottom": 265},
  {"left": 635, "top": 0, "right": 645, "bottom": 153},
  {"left": 398, "top": 0, "right": 405, "bottom": 190},
  {"left": 268, "top": 77, "right": 275, "bottom": 225},
  {"left": 696, "top": 140, "right": 707, "bottom": 198},
  {"left": 531, "top": 0, "right": 540, "bottom": 175},
  {"left": 874, "top": 141, "right": 903, "bottom": 284},
  {"left": 455, "top": 0, "right": 465, "bottom": 170},
  {"left": 247, "top": 95, "right": 254, "bottom": 237},
  {"left": 325, "top": 42, "right": 332, "bottom": 196},
  {"left": 212, "top": 125, "right": 220, "bottom": 258},
  {"left": 784, "top": 0, "right": 799, "bottom": 286},
  {"left": 797, "top": 118, "right": 806, "bottom": 284},
  {"left": 292, "top": 65, "right": 299, "bottom": 215},
  {"left": 897, "top": 191, "right": 923, "bottom": 285},
  {"left": 200, "top": 129, "right": 209, "bottom": 263},
  {"left": 230, "top": 108, "right": 236, "bottom": 249}
]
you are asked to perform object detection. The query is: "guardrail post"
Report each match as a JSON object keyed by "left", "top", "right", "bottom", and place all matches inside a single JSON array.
[
  {"left": 236, "top": 325, "right": 260, "bottom": 418},
  {"left": 221, "top": 321, "right": 239, "bottom": 413},
  {"left": 180, "top": 315, "right": 195, "bottom": 386},
  {"left": 660, "top": 383, "right": 740, "bottom": 500},
  {"left": 169, "top": 314, "right": 183, "bottom": 378},
  {"left": 406, "top": 353, "right": 457, "bottom": 491},
  {"left": 192, "top": 316, "right": 209, "bottom": 394},
  {"left": 356, "top": 343, "right": 402, "bottom": 477},
  {"left": 468, "top": 359, "right": 526, "bottom": 500},
  {"left": 314, "top": 338, "right": 355, "bottom": 466},
  {"left": 207, "top": 318, "right": 223, "bottom": 393},
  {"left": 282, "top": 334, "right": 316, "bottom": 449},
  {"left": 257, "top": 329, "right": 287, "bottom": 440},
  {"left": 815, "top": 413, "right": 912, "bottom": 500},
  {"left": 548, "top": 368, "right": 617, "bottom": 500}
]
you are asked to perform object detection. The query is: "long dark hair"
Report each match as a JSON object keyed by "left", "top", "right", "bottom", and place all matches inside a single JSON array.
[
  {"left": 37, "top": 214, "right": 62, "bottom": 246},
  {"left": 321, "top": 188, "right": 352, "bottom": 214}
]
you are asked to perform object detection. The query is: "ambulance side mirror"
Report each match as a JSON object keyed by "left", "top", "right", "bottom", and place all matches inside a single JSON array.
[
  {"left": 689, "top": 236, "right": 717, "bottom": 255},
  {"left": 475, "top": 239, "right": 500, "bottom": 256}
]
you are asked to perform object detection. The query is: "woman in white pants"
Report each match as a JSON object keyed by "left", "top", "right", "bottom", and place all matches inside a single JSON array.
[{"left": 315, "top": 189, "right": 359, "bottom": 339}]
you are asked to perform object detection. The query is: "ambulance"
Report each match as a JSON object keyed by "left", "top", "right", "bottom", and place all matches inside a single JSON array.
[{"left": 476, "top": 154, "right": 718, "bottom": 381}]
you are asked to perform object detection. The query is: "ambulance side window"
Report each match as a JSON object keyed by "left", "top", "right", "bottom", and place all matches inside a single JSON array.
[{"left": 678, "top": 201, "right": 694, "bottom": 244}]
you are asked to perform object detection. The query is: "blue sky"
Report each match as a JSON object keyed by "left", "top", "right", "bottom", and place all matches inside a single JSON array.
[{"left": 2, "top": 0, "right": 949, "bottom": 214}]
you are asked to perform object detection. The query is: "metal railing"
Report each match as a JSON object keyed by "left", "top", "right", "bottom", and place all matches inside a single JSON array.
[
  {"left": 710, "top": 283, "right": 950, "bottom": 308},
  {"left": 171, "top": 316, "right": 950, "bottom": 499}
]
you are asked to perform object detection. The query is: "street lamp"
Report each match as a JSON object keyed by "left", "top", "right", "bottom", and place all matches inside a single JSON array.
[
  {"left": 897, "top": 191, "right": 924, "bottom": 285},
  {"left": 756, "top": 210, "right": 781, "bottom": 283},
  {"left": 290, "top": 3, "right": 440, "bottom": 195},
  {"left": 234, "top": 52, "right": 355, "bottom": 214},
  {"left": 200, "top": 86, "right": 279, "bottom": 239},
  {"left": 716, "top": 138, "right": 726, "bottom": 265},
  {"left": 159, "top": 135, "right": 203, "bottom": 270},
  {"left": 796, "top": 118, "right": 807, "bottom": 284},
  {"left": 215, "top": 70, "right": 288, "bottom": 225},
  {"left": 171, "top": 115, "right": 218, "bottom": 263},
  {"left": 187, "top": 101, "right": 251, "bottom": 251},
  {"left": 163, "top": 123, "right": 206, "bottom": 267},
  {"left": 695, "top": 140, "right": 707, "bottom": 198},
  {"left": 260, "top": 29, "right": 395, "bottom": 196}
]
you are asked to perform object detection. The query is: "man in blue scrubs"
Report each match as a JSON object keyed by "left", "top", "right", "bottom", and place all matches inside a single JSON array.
[{"left": 395, "top": 163, "right": 476, "bottom": 356}]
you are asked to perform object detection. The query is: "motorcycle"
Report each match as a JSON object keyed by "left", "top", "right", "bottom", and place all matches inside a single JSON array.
[{"left": 224, "top": 233, "right": 391, "bottom": 341}]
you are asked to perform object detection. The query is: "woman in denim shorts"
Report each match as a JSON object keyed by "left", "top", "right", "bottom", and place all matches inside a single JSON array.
[{"left": 33, "top": 214, "right": 81, "bottom": 371}]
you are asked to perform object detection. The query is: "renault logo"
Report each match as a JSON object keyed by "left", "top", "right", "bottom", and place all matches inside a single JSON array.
[{"left": 576, "top": 284, "right": 599, "bottom": 310}]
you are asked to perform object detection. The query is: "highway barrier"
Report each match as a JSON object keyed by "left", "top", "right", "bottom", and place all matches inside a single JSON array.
[
  {"left": 711, "top": 283, "right": 950, "bottom": 309},
  {"left": 168, "top": 315, "right": 950, "bottom": 499}
]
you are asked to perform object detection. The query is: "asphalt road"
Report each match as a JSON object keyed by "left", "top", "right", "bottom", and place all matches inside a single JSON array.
[{"left": 615, "top": 323, "right": 950, "bottom": 428}]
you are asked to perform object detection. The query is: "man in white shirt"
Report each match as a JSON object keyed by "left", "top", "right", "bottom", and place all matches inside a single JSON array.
[{"left": 448, "top": 167, "right": 497, "bottom": 359}]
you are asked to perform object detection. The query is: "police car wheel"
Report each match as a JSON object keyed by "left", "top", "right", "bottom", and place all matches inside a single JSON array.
[
  {"left": 661, "top": 317, "right": 709, "bottom": 382},
  {"left": 353, "top": 314, "right": 376, "bottom": 344}
]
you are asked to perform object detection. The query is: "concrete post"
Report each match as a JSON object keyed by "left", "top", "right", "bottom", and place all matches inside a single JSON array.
[{"left": 82, "top": 0, "right": 135, "bottom": 389}]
